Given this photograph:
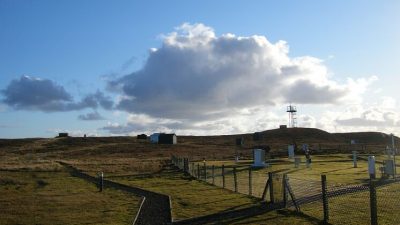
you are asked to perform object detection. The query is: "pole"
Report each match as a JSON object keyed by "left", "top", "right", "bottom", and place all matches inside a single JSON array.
[
  {"left": 369, "top": 180, "right": 378, "bottom": 225},
  {"left": 204, "top": 162, "right": 207, "bottom": 181},
  {"left": 248, "top": 166, "right": 252, "bottom": 196},
  {"left": 222, "top": 165, "right": 225, "bottom": 188},
  {"left": 233, "top": 167, "right": 237, "bottom": 192},
  {"left": 99, "top": 172, "right": 104, "bottom": 192},
  {"left": 212, "top": 165, "right": 215, "bottom": 185},
  {"left": 269, "top": 172, "right": 274, "bottom": 203},
  {"left": 321, "top": 175, "right": 329, "bottom": 223},
  {"left": 197, "top": 164, "right": 200, "bottom": 179},
  {"left": 392, "top": 133, "right": 397, "bottom": 177},
  {"left": 283, "top": 174, "right": 287, "bottom": 208}
]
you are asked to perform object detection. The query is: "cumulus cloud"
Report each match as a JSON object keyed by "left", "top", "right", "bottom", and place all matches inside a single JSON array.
[
  {"left": 1, "top": 76, "right": 114, "bottom": 112},
  {"left": 336, "top": 108, "right": 399, "bottom": 128},
  {"left": 101, "top": 108, "right": 289, "bottom": 135},
  {"left": 110, "top": 23, "right": 375, "bottom": 122},
  {"left": 78, "top": 112, "right": 105, "bottom": 121},
  {"left": 312, "top": 97, "right": 400, "bottom": 134}
]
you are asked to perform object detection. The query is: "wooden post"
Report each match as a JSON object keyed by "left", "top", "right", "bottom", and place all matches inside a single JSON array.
[
  {"left": 370, "top": 180, "right": 378, "bottom": 225},
  {"left": 222, "top": 165, "right": 225, "bottom": 188},
  {"left": 203, "top": 162, "right": 207, "bottom": 181},
  {"left": 283, "top": 174, "right": 287, "bottom": 208},
  {"left": 269, "top": 172, "right": 274, "bottom": 203},
  {"left": 197, "top": 164, "right": 200, "bottom": 179},
  {"left": 248, "top": 166, "right": 252, "bottom": 196},
  {"left": 321, "top": 174, "right": 329, "bottom": 223},
  {"left": 262, "top": 178, "right": 270, "bottom": 201},
  {"left": 233, "top": 167, "right": 238, "bottom": 192},
  {"left": 212, "top": 165, "right": 215, "bottom": 185},
  {"left": 99, "top": 172, "right": 104, "bottom": 192}
]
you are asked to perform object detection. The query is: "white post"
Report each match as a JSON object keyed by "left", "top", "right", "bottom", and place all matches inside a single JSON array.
[
  {"left": 294, "top": 157, "right": 301, "bottom": 168},
  {"left": 368, "top": 156, "right": 376, "bottom": 179},
  {"left": 288, "top": 145, "right": 295, "bottom": 159},
  {"left": 352, "top": 151, "right": 358, "bottom": 168}
]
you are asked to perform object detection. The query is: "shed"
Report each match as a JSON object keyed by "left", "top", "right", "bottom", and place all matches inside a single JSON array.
[
  {"left": 279, "top": 125, "right": 287, "bottom": 129},
  {"left": 150, "top": 133, "right": 162, "bottom": 143},
  {"left": 158, "top": 133, "right": 177, "bottom": 144},
  {"left": 137, "top": 134, "right": 148, "bottom": 140},
  {"left": 58, "top": 133, "right": 69, "bottom": 138}
]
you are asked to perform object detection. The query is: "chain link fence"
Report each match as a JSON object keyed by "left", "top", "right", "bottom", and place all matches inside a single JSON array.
[{"left": 171, "top": 155, "right": 400, "bottom": 225}]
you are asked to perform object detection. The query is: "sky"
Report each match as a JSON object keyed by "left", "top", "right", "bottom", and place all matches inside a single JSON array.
[{"left": 1, "top": 0, "right": 399, "bottom": 138}]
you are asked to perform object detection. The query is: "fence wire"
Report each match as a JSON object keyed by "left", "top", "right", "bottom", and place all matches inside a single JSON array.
[
  {"left": 376, "top": 182, "right": 400, "bottom": 224},
  {"left": 172, "top": 156, "right": 400, "bottom": 225}
]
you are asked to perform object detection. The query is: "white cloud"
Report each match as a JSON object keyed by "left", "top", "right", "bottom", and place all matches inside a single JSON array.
[
  {"left": 98, "top": 23, "right": 386, "bottom": 136},
  {"left": 111, "top": 23, "right": 376, "bottom": 123}
]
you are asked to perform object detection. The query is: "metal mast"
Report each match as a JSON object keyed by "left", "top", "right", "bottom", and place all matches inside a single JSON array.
[{"left": 286, "top": 105, "right": 297, "bottom": 128}]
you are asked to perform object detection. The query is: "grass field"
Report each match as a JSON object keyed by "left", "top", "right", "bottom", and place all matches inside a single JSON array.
[
  {"left": 0, "top": 170, "right": 141, "bottom": 225},
  {"left": 0, "top": 132, "right": 399, "bottom": 224}
]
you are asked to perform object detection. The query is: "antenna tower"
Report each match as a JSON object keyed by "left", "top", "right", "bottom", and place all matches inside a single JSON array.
[{"left": 286, "top": 104, "right": 297, "bottom": 128}]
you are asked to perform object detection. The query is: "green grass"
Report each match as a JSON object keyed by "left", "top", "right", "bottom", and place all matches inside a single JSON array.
[
  {"left": 110, "top": 168, "right": 259, "bottom": 220},
  {"left": 0, "top": 171, "right": 141, "bottom": 225},
  {"left": 110, "top": 168, "right": 324, "bottom": 224}
]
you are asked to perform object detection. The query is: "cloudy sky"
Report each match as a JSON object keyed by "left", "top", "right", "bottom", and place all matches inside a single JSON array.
[{"left": 1, "top": 1, "right": 399, "bottom": 138}]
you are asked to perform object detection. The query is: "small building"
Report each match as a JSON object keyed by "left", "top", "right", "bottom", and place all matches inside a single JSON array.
[
  {"left": 137, "top": 134, "right": 148, "bottom": 140},
  {"left": 150, "top": 133, "right": 162, "bottom": 143},
  {"left": 58, "top": 133, "right": 69, "bottom": 137},
  {"left": 279, "top": 125, "right": 287, "bottom": 129},
  {"left": 158, "top": 133, "right": 177, "bottom": 144}
]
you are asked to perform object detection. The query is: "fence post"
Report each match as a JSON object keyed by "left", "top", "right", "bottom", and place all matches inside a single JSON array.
[
  {"left": 222, "top": 165, "right": 225, "bottom": 188},
  {"left": 370, "top": 181, "right": 378, "bottom": 225},
  {"left": 204, "top": 162, "right": 207, "bottom": 181},
  {"left": 283, "top": 174, "right": 287, "bottom": 208},
  {"left": 197, "top": 164, "right": 200, "bottom": 179},
  {"left": 233, "top": 167, "right": 238, "bottom": 192},
  {"left": 99, "top": 172, "right": 104, "bottom": 192},
  {"left": 269, "top": 172, "right": 274, "bottom": 203},
  {"left": 321, "top": 174, "right": 329, "bottom": 223},
  {"left": 212, "top": 165, "right": 215, "bottom": 185},
  {"left": 184, "top": 158, "right": 188, "bottom": 175},
  {"left": 248, "top": 166, "right": 252, "bottom": 196}
]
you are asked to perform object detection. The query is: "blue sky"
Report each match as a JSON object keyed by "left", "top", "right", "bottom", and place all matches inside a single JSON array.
[{"left": 1, "top": 1, "right": 399, "bottom": 138}]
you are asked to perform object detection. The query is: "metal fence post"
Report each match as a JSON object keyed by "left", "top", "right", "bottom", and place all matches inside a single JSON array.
[
  {"left": 222, "top": 165, "right": 225, "bottom": 188},
  {"left": 321, "top": 174, "right": 329, "bottom": 223},
  {"left": 212, "top": 165, "right": 215, "bottom": 185},
  {"left": 248, "top": 166, "right": 252, "bottom": 196},
  {"left": 233, "top": 167, "right": 238, "bottom": 192},
  {"left": 370, "top": 181, "right": 378, "bottom": 225}
]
